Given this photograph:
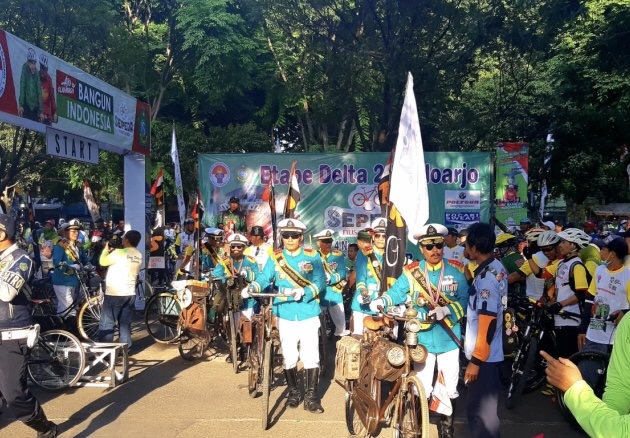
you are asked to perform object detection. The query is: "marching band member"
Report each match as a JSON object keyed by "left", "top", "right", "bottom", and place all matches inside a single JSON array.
[{"left": 243, "top": 219, "right": 327, "bottom": 413}]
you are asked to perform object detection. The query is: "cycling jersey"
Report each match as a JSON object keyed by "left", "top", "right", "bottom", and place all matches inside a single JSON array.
[
  {"left": 585, "top": 264, "right": 630, "bottom": 345},
  {"left": 543, "top": 256, "right": 589, "bottom": 327}
]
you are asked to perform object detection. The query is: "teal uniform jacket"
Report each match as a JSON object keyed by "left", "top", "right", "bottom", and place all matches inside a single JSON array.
[
  {"left": 319, "top": 249, "right": 347, "bottom": 307},
  {"left": 212, "top": 254, "right": 259, "bottom": 310},
  {"left": 351, "top": 247, "right": 384, "bottom": 315},
  {"left": 52, "top": 240, "right": 89, "bottom": 287},
  {"left": 250, "top": 247, "right": 326, "bottom": 321},
  {"left": 381, "top": 259, "right": 468, "bottom": 354}
]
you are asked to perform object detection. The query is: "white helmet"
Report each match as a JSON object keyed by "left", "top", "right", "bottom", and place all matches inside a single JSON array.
[
  {"left": 525, "top": 227, "right": 545, "bottom": 243},
  {"left": 537, "top": 230, "right": 560, "bottom": 247},
  {"left": 39, "top": 53, "right": 48, "bottom": 69},
  {"left": 557, "top": 228, "right": 591, "bottom": 249}
]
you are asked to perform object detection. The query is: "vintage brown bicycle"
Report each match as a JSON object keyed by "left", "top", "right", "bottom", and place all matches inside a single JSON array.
[{"left": 336, "top": 304, "right": 432, "bottom": 438}]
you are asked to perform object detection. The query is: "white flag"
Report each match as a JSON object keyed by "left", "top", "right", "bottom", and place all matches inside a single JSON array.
[
  {"left": 389, "top": 72, "right": 429, "bottom": 244},
  {"left": 170, "top": 127, "right": 186, "bottom": 225}
]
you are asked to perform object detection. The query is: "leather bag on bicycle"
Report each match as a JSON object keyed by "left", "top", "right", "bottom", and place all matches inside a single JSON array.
[
  {"left": 366, "top": 337, "right": 405, "bottom": 382},
  {"left": 180, "top": 303, "right": 206, "bottom": 336}
]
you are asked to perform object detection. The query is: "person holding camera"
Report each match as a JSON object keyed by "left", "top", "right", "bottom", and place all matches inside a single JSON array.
[
  {"left": 98, "top": 230, "right": 143, "bottom": 348},
  {"left": 1, "top": 214, "right": 58, "bottom": 437}
]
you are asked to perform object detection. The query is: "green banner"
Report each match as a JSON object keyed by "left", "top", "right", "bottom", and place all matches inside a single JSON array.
[
  {"left": 199, "top": 152, "right": 491, "bottom": 252},
  {"left": 495, "top": 143, "right": 529, "bottom": 227}
]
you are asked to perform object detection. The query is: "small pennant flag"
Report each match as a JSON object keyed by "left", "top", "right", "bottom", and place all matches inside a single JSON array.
[
  {"left": 150, "top": 168, "right": 164, "bottom": 206},
  {"left": 429, "top": 371, "right": 453, "bottom": 416},
  {"left": 283, "top": 161, "right": 301, "bottom": 219}
]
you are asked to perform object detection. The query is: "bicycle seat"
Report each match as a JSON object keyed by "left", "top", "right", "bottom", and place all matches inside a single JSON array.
[
  {"left": 363, "top": 315, "right": 394, "bottom": 331},
  {"left": 30, "top": 299, "right": 52, "bottom": 305}
]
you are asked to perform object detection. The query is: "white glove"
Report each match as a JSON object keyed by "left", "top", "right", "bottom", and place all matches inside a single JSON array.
[
  {"left": 292, "top": 288, "right": 304, "bottom": 301},
  {"left": 369, "top": 298, "right": 384, "bottom": 313},
  {"left": 241, "top": 286, "right": 251, "bottom": 299},
  {"left": 69, "top": 264, "right": 81, "bottom": 270},
  {"left": 390, "top": 304, "right": 406, "bottom": 317},
  {"left": 240, "top": 270, "right": 248, "bottom": 278},
  {"left": 428, "top": 306, "right": 451, "bottom": 321}
]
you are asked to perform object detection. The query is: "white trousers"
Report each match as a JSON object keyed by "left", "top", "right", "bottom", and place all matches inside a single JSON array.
[
  {"left": 277, "top": 316, "right": 320, "bottom": 369},
  {"left": 413, "top": 348, "right": 460, "bottom": 399},
  {"left": 352, "top": 311, "right": 368, "bottom": 335},
  {"left": 321, "top": 303, "right": 349, "bottom": 336},
  {"left": 53, "top": 284, "right": 78, "bottom": 316}
]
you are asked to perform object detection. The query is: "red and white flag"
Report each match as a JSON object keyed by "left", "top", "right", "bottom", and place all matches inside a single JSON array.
[{"left": 429, "top": 371, "right": 453, "bottom": 416}]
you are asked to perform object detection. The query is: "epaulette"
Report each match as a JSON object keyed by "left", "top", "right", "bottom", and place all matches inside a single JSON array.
[
  {"left": 221, "top": 254, "right": 230, "bottom": 262},
  {"left": 274, "top": 248, "right": 283, "bottom": 255},
  {"left": 331, "top": 250, "right": 343, "bottom": 256},
  {"left": 362, "top": 245, "right": 373, "bottom": 255},
  {"left": 447, "top": 258, "right": 465, "bottom": 272},
  {"left": 406, "top": 261, "right": 420, "bottom": 270},
  {"left": 245, "top": 255, "right": 256, "bottom": 263},
  {"left": 303, "top": 248, "right": 316, "bottom": 255}
]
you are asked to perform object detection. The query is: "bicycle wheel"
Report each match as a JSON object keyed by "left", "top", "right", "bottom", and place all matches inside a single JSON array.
[
  {"left": 144, "top": 292, "right": 181, "bottom": 343},
  {"left": 136, "top": 279, "right": 153, "bottom": 300},
  {"left": 319, "top": 313, "right": 327, "bottom": 376},
  {"left": 27, "top": 329, "right": 86, "bottom": 391},
  {"left": 344, "top": 381, "right": 367, "bottom": 436},
  {"left": 392, "top": 375, "right": 430, "bottom": 438},
  {"left": 228, "top": 311, "right": 239, "bottom": 373},
  {"left": 178, "top": 330, "right": 204, "bottom": 361},
  {"left": 77, "top": 294, "right": 103, "bottom": 342},
  {"left": 262, "top": 339, "right": 274, "bottom": 430},
  {"left": 556, "top": 350, "right": 608, "bottom": 431},
  {"left": 506, "top": 337, "right": 538, "bottom": 409}
]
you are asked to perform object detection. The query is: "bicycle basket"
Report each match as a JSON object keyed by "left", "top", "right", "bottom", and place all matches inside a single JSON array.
[{"left": 334, "top": 335, "right": 362, "bottom": 385}]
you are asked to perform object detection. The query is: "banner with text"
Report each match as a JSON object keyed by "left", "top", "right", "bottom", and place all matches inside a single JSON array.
[
  {"left": 0, "top": 29, "right": 150, "bottom": 155},
  {"left": 495, "top": 142, "right": 529, "bottom": 227},
  {"left": 199, "top": 152, "right": 491, "bottom": 252}
]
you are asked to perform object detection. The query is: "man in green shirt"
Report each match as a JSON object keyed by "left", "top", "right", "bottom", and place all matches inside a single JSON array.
[{"left": 542, "top": 312, "right": 630, "bottom": 438}]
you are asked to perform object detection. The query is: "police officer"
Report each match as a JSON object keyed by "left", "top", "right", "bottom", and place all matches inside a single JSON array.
[
  {"left": 200, "top": 227, "right": 225, "bottom": 271},
  {"left": 369, "top": 224, "right": 468, "bottom": 438},
  {"left": 314, "top": 229, "right": 349, "bottom": 337},
  {"left": 350, "top": 218, "right": 387, "bottom": 335},
  {"left": 244, "top": 225, "right": 272, "bottom": 272},
  {"left": 243, "top": 219, "right": 326, "bottom": 413},
  {"left": 0, "top": 214, "right": 58, "bottom": 437},
  {"left": 219, "top": 196, "right": 246, "bottom": 236}
]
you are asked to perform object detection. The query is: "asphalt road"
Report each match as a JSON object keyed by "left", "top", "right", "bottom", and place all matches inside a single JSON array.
[{"left": 1, "top": 317, "right": 587, "bottom": 438}]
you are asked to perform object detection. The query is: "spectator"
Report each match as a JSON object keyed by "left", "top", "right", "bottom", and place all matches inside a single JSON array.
[
  {"left": 244, "top": 225, "right": 272, "bottom": 272},
  {"left": 541, "top": 220, "right": 555, "bottom": 231},
  {"left": 219, "top": 196, "right": 246, "bottom": 235},
  {"left": 584, "top": 220, "right": 599, "bottom": 239},
  {"left": 98, "top": 230, "right": 143, "bottom": 348},
  {"left": 555, "top": 219, "right": 565, "bottom": 233}
]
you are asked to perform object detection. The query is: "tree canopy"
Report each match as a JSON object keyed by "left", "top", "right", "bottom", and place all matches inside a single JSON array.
[{"left": 1, "top": 0, "right": 629, "bottom": 211}]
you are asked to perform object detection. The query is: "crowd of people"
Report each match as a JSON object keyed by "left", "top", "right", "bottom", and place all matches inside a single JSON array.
[{"left": 4, "top": 203, "right": 630, "bottom": 437}]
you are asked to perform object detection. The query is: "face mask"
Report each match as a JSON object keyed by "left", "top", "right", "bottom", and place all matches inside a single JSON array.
[{"left": 602, "top": 255, "right": 612, "bottom": 267}]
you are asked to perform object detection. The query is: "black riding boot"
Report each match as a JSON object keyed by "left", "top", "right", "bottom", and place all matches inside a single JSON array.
[
  {"left": 284, "top": 368, "right": 301, "bottom": 408},
  {"left": 23, "top": 405, "right": 58, "bottom": 438},
  {"left": 437, "top": 398, "right": 456, "bottom": 438},
  {"left": 303, "top": 368, "right": 324, "bottom": 414}
]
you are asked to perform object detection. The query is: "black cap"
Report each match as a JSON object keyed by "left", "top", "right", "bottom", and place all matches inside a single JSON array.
[
  {"left": 0, "top": 214, "right": 16, "bottom": 239},
  {"left": 229, "top": 196, "right": 240, "bottom": 204},
  {"left": 606, "top": 238, "right": 628, "bottom": 260},
  {"left": 446, "top": 227, "right": 458, "bottom": 236},
  {"left": 250, "top": 225, "right": 265, "bottom": 237}
]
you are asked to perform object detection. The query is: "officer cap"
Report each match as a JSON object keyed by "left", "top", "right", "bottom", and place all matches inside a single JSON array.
[
  {"left": 183, "top": 217, "right": 195, "bottom": 225},
  {"left": 250, "top": 225, "right": 265, "bottom": 237},
  {"left": 371, "top": 218, "right": 387, "bottom": 232},
  {"left": 204, "top": 227, "right": 224, "bottom": 237},
  {"left": 357, "top": 228, "right": 373, "bottom": 241},
  {"left": 228, "top": 233, "right": 248, "bottom": 246},
  {"left": 229, "top": 196, "right": 240, "bottom": 204},
  {"left": 313, "top": 229, "right": 335, "bottom": 240},
  {"left": 0, "top": 214, "right": 16, "bottom": 239},
  {"left": 520, "top": 217, "right": 532, "bottom": 224},
  {"left": 277, "top": 218, "right": 306, "bottom": 233},
  {"left": 412, "top": 223, "right": 448, "bottom": 243}
]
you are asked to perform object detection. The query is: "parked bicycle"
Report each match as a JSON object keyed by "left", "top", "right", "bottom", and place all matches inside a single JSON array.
[
  {"left": 144, "top": 285, "right": 181, "bottom": 344},
  {"left": 339, "top": 304, "right": 431, "bottom": 438},
  {"left": 247, "top": 291, "right": 285, "bottom": 430},
  {"left": 27, "top": 327, "right": 86, "bottom": 391},
  {"left": 505, "top": 297, "right": 580, "bottom": 409}
]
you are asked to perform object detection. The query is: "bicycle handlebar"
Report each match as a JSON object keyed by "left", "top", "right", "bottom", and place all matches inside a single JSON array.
[
  {"left": 378, "top": 306, "right": 436, "bottom": 325},
  {"left": 249, "top": 292, "right": 294, "bottom": 298}
]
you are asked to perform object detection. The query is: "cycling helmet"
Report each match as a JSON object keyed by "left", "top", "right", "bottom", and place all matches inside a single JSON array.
[
  {"left": 495, "top": 233, "right": 517, "bottom": 247},
  {"left": 557, "top": 228, "right": 591, "bottom": 249},
  {"left": 39, "top": 53, "right": 48, "bottom": 68},
  {"left": 537, "top": 230, "right": 560, "bottom": 247},
  {"left": 27, "top": 48, "right": 36, "bottom": 62},
  {"left": 525, "top": 227, "right": 545, "bottom": 243}
]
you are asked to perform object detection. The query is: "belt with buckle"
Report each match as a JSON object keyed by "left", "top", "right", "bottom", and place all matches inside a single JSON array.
[{"left": 1, "top": 328, "right": 32, "bottom": 341}]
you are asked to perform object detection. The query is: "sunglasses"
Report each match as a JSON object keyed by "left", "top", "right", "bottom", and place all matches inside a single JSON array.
[
  {"left": 422, "top": 242, "right": 444, "bottom": 250},
  {"left": 231, "top": 244, "right": 246, "bottom": 249},
  {"left": 319, "top": 239, "right": 333, "bottom": 244},
  {"left": 540, "top": 245, "right": 556, "bottom": 252},
  {"left": 374, "top": 233, "right": 386, "bottom": 238},
  {"left": 281, "top": 232, "right": 302, "bottom": 240}
]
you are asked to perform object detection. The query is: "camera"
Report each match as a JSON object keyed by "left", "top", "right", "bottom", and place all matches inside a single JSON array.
[{"left": 108, "top": 234, "right": 123, "bottom": 249}]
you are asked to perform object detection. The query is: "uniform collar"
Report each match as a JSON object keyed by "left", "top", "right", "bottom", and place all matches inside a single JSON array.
[{"left": 424, "top": 260, "right": 443, "bottom": 271}]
